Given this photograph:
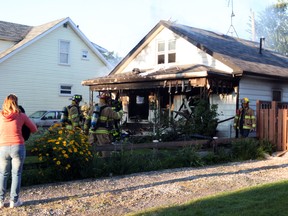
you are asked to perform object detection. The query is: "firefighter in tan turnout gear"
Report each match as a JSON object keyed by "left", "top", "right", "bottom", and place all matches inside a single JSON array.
[
  {"left": 60, "top": 94, "right": 83, "bottom": 130},
  {"left": 87, "top": 92, "right": 123, "bottom": 157},
  {"left": 234, "top": 97, "right": 256, "bottom": 138}
]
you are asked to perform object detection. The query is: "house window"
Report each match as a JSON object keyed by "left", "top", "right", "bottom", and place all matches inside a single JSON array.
[
  {"left": 59, "top": 40, "right": 70, "bottom": 65},
  {"left": 157, "top": 39, "right": 176, "bottom": 64},
  {"left": 59, "top": 84, "right": 73, "bottom": 96},
  {"left": 82, "top": 50, "right": 89, "bottom": 60},
  {"left": 272, "top": 89, "right": 282, "bottom": 101}
]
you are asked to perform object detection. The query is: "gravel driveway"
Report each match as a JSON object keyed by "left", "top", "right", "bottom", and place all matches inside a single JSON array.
[{"left": 1, "top": 153, "right": 288, "bottom": 216}]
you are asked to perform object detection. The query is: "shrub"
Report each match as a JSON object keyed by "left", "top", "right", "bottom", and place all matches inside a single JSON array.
[
  {"left": 231, "top": 138, "right": 267, "bottom": 161},
  {"left": 31, "top": 123, "right": 93, "bottom": 180}
]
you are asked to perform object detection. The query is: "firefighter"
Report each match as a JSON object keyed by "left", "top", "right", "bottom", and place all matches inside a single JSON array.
[
  {"left": 61, "top": 94, "right": 83, "bottom": 130},
  {"left": 80, "top": 102, "right": 90, "bottom": 134},
  {"left": 233, "top": 97, "right": 256, "bottom": 138},
  {"left": 87, "top": 92, "right": 123, "bottom": 157}
]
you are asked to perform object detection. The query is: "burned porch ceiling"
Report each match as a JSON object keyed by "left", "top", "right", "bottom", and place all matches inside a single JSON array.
[{"left": 81, "top": 64, "right": 237, "bottom": 91}]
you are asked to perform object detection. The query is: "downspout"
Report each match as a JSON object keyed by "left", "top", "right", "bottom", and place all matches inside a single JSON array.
[{"left": 235, "top": 85, "right": 239, "bottom": 138}]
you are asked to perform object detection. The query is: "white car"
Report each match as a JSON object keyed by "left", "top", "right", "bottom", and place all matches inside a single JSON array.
[{"left": 29, "top": 110, "right": 62, "bottom": 127}]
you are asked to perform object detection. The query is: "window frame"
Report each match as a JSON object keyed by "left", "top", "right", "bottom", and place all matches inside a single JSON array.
[
  {"left": 272, "top": 89, "right": 282, "bottom": 102},
  {"left": 59, "top": 40, "right": 70, "bottom": 65},
  {"left": 157, "top": 39, "right": 176, "bottom": 65},
  {"left": 59, "top": 84, "right": 73, "bottom": 96},
  {"left": 81, "top": 50, "right": 89, "bottom": 60}
]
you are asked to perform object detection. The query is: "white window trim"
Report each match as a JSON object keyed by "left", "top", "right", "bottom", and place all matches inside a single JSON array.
[
  {"left": 59, "top": 40, "right": 71, "bottom": 65},
  {"left": 59, "top": 84, "right": 73, "bottom": 96},
  {"left": 81, "top": 50, "right": 89, "bottom": 60},
  {"left": 156, "top": 39, "right": 176, "bottom": 65}
]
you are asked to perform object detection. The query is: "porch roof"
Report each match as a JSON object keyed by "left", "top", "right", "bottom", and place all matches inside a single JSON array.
[{"left": 82, "top": 64, "right": 234, "bottom": 90}]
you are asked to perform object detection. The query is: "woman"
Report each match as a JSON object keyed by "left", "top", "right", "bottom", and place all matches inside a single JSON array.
[{"left": 0, "top": 94, "right": 37, "bottom": 208}]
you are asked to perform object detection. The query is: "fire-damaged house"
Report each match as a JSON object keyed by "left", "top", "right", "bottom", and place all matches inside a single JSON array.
[{"left": 81, "top": 20, "right": 288, "bottom": 138}]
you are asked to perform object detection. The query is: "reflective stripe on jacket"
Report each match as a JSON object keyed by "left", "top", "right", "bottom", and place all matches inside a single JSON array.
[
  {"left": 95, "top": 106, "right": 123, "bottom": 135},
  {"left": 67, "top": 102, "right": 81, "bottom": 128},
  {"left": 233, "top": 107, "right": 256, "bottom": 130}
]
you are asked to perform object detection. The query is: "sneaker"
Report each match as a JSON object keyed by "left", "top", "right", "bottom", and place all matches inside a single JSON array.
[
  {"left": 10, "top": 200, "right": 23, "bottom": 208},
  {"left": 0, "top": 201, "right": 4, "bottom": 208}
]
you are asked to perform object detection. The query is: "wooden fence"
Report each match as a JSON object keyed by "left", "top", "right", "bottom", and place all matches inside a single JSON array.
[{"left": 256, "top": 101, "right": 288, "bottom": 151}]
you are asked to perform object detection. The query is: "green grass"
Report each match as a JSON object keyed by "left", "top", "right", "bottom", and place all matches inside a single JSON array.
[{"left": 129, "top": 180, "right": 288, "bottom": 216}]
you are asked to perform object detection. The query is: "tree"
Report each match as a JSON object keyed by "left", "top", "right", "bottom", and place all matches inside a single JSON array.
[{"left": 253, "top": 0, "right": 288, "bottom": 56}]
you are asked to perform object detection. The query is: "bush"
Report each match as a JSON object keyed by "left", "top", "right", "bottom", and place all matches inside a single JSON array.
[
  {"left": 30, "top": 123, "right": 93, "bottom": 180},
  {"left": 231, "top": 138, "right": 268, "bottom": 161}
]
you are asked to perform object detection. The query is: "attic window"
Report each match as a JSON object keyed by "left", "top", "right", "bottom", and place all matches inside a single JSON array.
[
  {"left": 157, "top": 39, "right": 176, "bottom": 64},
  {"left": 82, "top": 50, "right": 89, "bottom": 60}
]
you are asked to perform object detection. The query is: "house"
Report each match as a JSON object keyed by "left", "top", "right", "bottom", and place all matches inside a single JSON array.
[
  {"left": 0, "top": 17, "right": 112, "bottom": 115},
  {"left": 81, "top": 20, "right": 288, "bottom": 138}
]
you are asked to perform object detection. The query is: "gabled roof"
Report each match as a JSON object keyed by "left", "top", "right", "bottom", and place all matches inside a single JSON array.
[
  {"left": 0, "top": 17, "right": 112, "bottom": 68},
  {"left": 82, "top": 20, "right": 288, "bottom": 88},
  {"left": 112, "top": 20, "right": 288, "bottom": 78}
]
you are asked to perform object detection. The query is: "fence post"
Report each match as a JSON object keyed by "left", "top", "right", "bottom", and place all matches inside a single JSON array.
[{"left": 271, "top": 101, "right": 277, "bottom": 148}]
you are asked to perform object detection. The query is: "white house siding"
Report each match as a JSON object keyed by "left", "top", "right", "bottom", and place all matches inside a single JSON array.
[
  {"left": 122, "top": 28, "right": 233, "bottom": 73},
  {"left": 239, "top": 76, "right": 288, "bottom": 112},
  {"left": 210, "top": 93, "right": 237, "bottom": 138},
  {"left": 0, "top": 25, "right": 110, "bottom": 115}
]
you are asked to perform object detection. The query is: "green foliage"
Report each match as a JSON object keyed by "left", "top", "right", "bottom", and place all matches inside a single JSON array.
[
  {"left": 154, "top": 99, "right": 219, "bottom": 142},
  {"left": 30, "top": 123, "right": 93, "bottom": 180},
  {"left": 189, "top": 99, "right": 218, "bottom": 136},
  {"left": 231, "top": 138, "right": 267, "bottom": 161},
  {"left": 23, "top": 127, "right": 272, "bottom": 186}
]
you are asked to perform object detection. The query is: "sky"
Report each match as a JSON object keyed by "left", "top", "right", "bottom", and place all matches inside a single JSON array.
[{"left": 0, "top": 0, "right": 277, "bottom": 56}]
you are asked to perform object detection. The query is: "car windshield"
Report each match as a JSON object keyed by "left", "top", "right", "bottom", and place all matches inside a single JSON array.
[{"left": 29, "top": 111, "right": 47, "bottom": 118}]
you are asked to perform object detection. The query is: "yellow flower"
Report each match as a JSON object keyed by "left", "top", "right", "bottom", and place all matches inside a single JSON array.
[
  {"left": 55, "top": 141, "right": 60, "bottom": 145},
  {"left": 69, "top": 140, "right": 74, "bottom": 145},
  {"left": 46, "top": 153, "right": 49, "bottom": 156},
  {"left": 64, "top": 154, "right": 69, "bottom": 158},
  {"left": 80, "top": 151, "right": 84, "bottom": 155},
  {"left": 58, "top": 137, "right": 62, "bottom": 141},
  {"left": 48, "top": 139, "right": 56, "bottom": 143},
  {"left": 53, "top": 158, "right": 57, "bottom": 161},
  {"left": 85, "top": 158, "right": 89, "bottom": 161},
  {"left": 56, "top": 161, "right": 61, "bottom": 165},
  {"left": 39, "top": 157, "right": 42, "bottom": 161},
  {"left": 58, "top": 130, "right": 63, "bottom": 135},
  {"left": 68, "top": 148, "right": 73, "bottom": 153},
  {"left": 73, "top": 148, "right": 78, "bottom": 153},
  {"left": 53, "top": 147, "right": 57, "bottom": 150},
  {"left": 62, "top": 150, "right": 66, "bottom": 154}
]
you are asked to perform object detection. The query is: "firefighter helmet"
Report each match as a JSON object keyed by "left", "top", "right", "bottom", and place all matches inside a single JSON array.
[
  {"left": 98, "top": 92, "right": 111, "bottom": 101},
  {"left": 71, "top": 94, "right": 82, "bottom": 102},
  {"left": 241, "top": 97, "right": 249, "bottom": 104}
]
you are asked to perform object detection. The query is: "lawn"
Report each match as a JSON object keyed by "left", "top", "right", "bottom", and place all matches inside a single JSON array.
[{"left": 130, "top": 180, "right": 288, "bottom": 216}]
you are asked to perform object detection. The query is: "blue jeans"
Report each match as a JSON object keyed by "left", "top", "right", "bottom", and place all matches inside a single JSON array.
[
  {"left": 240, "top": 129, "right": 250, "bottom": 138},
  {"left": 0, "top": 145, "right": 26, "bottom": 202}
]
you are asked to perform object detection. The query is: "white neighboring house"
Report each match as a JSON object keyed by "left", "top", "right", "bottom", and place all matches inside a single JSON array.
[{"left": 0, "top": 17, "right": 112, "bottom": 115}]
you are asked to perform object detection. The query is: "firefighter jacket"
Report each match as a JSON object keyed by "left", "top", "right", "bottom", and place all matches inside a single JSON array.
[
  {"left": 64, "top": 101, "right": 81, "bottom": 130},
  {"left": 233, "top": 107, "right": 256, "bottom": 130},
  {"left": 90, "top": 105, "right": 123, "bottom": 135}
]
